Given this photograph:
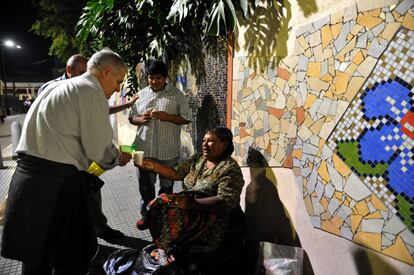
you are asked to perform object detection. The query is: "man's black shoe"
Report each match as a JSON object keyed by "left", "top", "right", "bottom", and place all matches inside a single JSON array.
[{"left": 97, "top": 227, "right": 125, "bottom": 241}]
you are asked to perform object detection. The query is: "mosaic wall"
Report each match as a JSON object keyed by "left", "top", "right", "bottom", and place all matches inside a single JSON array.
[
  {"left": 328, "top": 27, "right": 414, "bottom": 233},
  {"left": 231, "top": 0, "right": 414, "bottom": 265}
]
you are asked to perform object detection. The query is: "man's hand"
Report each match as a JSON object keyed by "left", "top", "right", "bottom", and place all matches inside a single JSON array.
[
  {"left": 135, "top": 159, "right": 155, "bottom": 171},
  {"left": 119, "top": 152, "right": 132, "bottom": 166},
  {"left": 150, "top": 110, "right": 169, "bottom": 121},
  {"left": 130, "top": 111, "right": 152, "bottom": 126},
  {"left": 127, "top": 94, "right": 139, "bottom": 107}
]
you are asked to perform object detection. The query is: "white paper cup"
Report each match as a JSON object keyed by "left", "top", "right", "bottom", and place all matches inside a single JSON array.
[{"left": 133, "top": 151, "right": 144, "bottom": 165}]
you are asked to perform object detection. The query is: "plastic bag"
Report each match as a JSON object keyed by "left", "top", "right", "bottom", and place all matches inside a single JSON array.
[
  {"left": 0, "top": 196, "right": 7, "bottom": 226},
  {"left": 132, "top": 244, "right": 174, "bottom": 275},
  {"left": 103, "top": 248, "right": 140, "bottom": 274},
  {"left": 258, "top": 242, "right": 304, "bottom": 275}
]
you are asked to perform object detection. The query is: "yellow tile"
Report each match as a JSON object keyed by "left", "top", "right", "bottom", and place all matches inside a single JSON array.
[
  {"left": 402, "top": 11, "right": 414, "bottom": 31},
  {"left": 318, "top": 160, "right": 331, "bottom": 183},
  {"left": 292, "top": 148, "right": 303, "bottom": 160},
  {"left": 350, "top": 214, "right": 363, "bottom": 233},
  {"left": 321, "top": 211, "right": 332, "bottom": 220},
  {"left": 302, "top": 117, "right": 314, "bottom": 131},
  {"left": 345, "top": 63, "right": 358, "bottom": 75},
  {"left": 321, "top": 220, "right": 341, "bottom": 235},
  {"left": 331, "top": 9, "right": 344, "bottom": 24},
  {"left": 357, "top": 55, "right": 376, "bottom": 77},
  {"left": 336, "top": 37, "right": 357, "bottom": 60},
  {"left": 333, "top": 153, "right": 351, "bottom": 178},
  {"left": 308, "top": 77, "right": 330, "bottom": 91},
  {"left": 370, "top": 194, "right": 388, "bottom": 211},
  {"left": 367, "top": 9, "right": 381, "bottom": 17},
  {"left": 304, "top": 195, "right": 314, "bottom": 215},
  {"left": 365, "top": 211, "right": 383, "bottom": 219},
  {"left": 392, "top": 10, "right": 402, "bottom": 21},
  {"left": 333, "top": 71, "right": 350, "bottom": 95},
  {"left": 381, "top": 22, "right": 401, "bottom": 41},
  {"left": 353, "top": 232, "right": 382, "bottom": 252},
  {"left": 310, "top": 117, "right": 326, "bottom": 135},
  {"left": 334, "top": 191, "right": 343, "bottom": 201},
  {"left": 321, "top": 25, "right": 333, "bottom": 48},
  {"left": 318, "top": 139, "right": 325, "bottom": 149},
  {"left": 324, "top": 89, "right": 335, "bottom": 100},
  {"left": 383, "top": 236, "right": 414, "bottom": 265},
  {"left": 352, "top": 50, "right": 365, "bottom": 65},
  {"left": 331, "top": 23, "right": 343, "bottom": 39},
  {"left": 307, "top": 62, "right": 321, "bottom": 78},
  {"left": 323, "top": 48, "right": 333, "bottom": 59},
  {"left": 345, "top": 77, "right": 365, "bottom": 101},
  {"left": 351, "top": 24, "right": 364, "bottom": 35},
  {"left": 357, "top": 13, "right": 383, "bottom": 29},
  {"left": 355, "top": 200, "right": 370, "bottom": 216},
  {"left": 331, "top": 215, "right": 344, "bottom": 228},
  {"left": 321, "top": 73, "right": 333, "bottom": 82},
  {"left": 297, "top": 35, "right": 310, "bottom": 51},
  {"left": 320, "top": 196, "right": 329, "bottom": 210},
  {"left": 304, "top": 48, "right": 312, "bottom": 58}
]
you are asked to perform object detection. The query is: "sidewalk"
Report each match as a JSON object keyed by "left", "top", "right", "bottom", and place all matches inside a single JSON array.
[{"left": 0, "top": 161, "right": 158, "bottom": 275}]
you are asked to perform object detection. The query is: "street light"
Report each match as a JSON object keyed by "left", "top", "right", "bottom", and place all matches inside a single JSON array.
[{"left": 0, "top": 39, "right": 22, "bottom": 111}]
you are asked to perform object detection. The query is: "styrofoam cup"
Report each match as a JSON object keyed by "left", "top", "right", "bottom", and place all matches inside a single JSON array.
[{"left": 133, "top": 151, "right": 144, "bottom": 165}]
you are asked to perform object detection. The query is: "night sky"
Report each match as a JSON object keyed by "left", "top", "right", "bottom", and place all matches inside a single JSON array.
[{"left": 0, "top": 0, "right": 54, "bottom": 82}]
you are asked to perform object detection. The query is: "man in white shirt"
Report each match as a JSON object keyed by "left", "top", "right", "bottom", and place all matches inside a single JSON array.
[
  {"left": 1, "top": 48, "right": 131, "bottom": 275},
  {"left": 37, "top": 53, "right": 138, "bottom": 241}
]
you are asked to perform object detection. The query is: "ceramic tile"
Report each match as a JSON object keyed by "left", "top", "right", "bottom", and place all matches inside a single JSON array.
[
  {"left": 383, "top": 236, "right": 414, "bottom": 265},
  {"left": 358, "top": 12, "right": 384, "bottom": 29}
]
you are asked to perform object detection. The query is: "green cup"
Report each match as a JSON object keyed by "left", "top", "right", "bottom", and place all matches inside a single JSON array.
[{"left": 120, "top": 144, "right": 135, "bottom": 154}]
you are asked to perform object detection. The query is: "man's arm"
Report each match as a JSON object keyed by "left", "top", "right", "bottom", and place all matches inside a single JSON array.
[
  {"left": 150, "top": 110, "right": 190, "bottom": 125},
  {"left": 109, "top": 94, "right": 139, "bottom": 114}
]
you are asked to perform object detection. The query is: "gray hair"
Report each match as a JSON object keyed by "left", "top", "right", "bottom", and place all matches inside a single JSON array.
[
  {"left": 87, "top": 48, "right": 126, "bottom": 74},
  {"left": 67, "top": 54, "right": 88, "bottom": 67}
]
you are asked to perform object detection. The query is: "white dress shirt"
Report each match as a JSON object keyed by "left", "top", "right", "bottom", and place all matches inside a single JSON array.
[{"left": 17, "top": 72, "right": 120, "bottom": 170}]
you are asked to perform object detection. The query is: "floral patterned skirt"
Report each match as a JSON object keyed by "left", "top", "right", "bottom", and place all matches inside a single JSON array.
[{"left": 146, "top": 192, "right": 223, "bottom": 255}]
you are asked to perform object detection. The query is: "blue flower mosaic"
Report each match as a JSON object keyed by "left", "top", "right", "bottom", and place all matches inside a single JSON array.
[{"left": 359, "top": 77, "right": 413, "bottom": 199}]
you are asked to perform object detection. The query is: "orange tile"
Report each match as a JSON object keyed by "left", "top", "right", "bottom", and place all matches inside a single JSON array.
[
  {"left": 268, "top": 107, "right": 284, "bottom": 119},
  {"left": 282, "top": 153, "right": 293, "bottom": 168},
  {"left": 240, "top": 127, "right": 249, "bottom": 139},
  {"left": 278, "top": 67, "right": 291, "bottom": 80},
  {"left": 296, "top": 107, "right": 305, "bottom": 126}
]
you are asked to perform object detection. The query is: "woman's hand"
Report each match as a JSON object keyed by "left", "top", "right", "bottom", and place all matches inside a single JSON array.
[{"left": 119, "top": 152, "right": 132, "bottom": 166}]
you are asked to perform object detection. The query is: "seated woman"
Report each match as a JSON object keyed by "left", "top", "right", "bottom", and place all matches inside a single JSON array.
[{"left": 136, "top": 126, "right": 245, "bottom": 256}]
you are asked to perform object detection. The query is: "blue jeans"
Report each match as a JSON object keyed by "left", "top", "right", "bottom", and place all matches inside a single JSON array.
[{"left": 137, "top": 157, "right": 179, "bottom": 217}]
